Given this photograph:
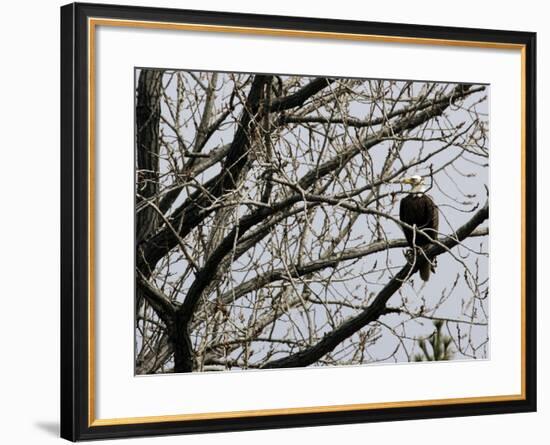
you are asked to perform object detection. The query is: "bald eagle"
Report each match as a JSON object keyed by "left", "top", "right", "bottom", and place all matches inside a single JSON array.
[{"left": 399, "top": 175, "right": 439, "bottom": 281}]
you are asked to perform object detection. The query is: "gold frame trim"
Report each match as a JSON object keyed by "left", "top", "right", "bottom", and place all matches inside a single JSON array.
[{"left": 87, "top": 17, "right": 527, "bottom": 427}]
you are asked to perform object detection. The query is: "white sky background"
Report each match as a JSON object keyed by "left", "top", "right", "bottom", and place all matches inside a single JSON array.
[{"left": 136, "top": 69, "right": 489, "bottom": 371}]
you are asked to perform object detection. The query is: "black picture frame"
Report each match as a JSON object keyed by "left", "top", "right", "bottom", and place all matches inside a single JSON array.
[{"left": 60, "top": 2, "right": 537, "bottom": 441}]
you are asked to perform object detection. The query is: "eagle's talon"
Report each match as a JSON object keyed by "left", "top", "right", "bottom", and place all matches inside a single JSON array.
[
  {"left": 430, "top": 257, "right": 438, "bottom": 273},
  {"left": 404, "top": 248, "right": 414, "bottom": 263}
]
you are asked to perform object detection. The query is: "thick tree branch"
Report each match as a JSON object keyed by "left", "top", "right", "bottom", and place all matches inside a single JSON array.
[
  {"left": 269, "top": 77, "right": 335, "bottom": 112},
  {"left": 136, "top": 274, "right": 175, "bottom": 326}
]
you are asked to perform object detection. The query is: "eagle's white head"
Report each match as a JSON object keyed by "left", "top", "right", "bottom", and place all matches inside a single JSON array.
[{"left": 401, "top": 175, "right": 426, "bottom": 193}]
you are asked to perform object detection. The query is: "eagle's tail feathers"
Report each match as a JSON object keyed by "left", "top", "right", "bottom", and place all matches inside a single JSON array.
[{"left": 419, "top": 261, "right": 431, "bottom": 281}]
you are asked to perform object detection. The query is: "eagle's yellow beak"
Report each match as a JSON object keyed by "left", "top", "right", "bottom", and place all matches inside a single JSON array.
[{"left": 401, "top": 177, "right": 413, "bottom": 185}]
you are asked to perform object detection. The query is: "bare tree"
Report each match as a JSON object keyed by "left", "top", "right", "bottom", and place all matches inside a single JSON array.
[{"left": 134, "top": 69, "right": 489, "bottom": 374}]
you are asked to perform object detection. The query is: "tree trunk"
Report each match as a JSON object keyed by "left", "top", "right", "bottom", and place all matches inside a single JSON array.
[{"left": 136, "top": 69, "right": 162, "bottom": 245}]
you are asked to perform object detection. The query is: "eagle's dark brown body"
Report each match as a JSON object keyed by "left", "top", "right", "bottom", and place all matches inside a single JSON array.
[{"left": 399, "top": 193, "right": 439, "bottom": 281}]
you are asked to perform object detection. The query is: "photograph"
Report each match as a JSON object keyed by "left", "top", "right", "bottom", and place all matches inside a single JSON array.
[{"left": 134, "top": 69, "right": 490, "bottom": 375}]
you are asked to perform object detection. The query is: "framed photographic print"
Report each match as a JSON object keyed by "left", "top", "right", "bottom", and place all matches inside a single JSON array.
[{"left": 60, "top": 2, "right": 537, "bottom": 441}]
